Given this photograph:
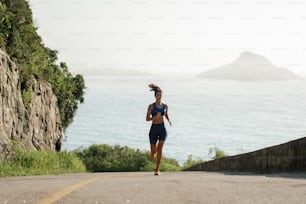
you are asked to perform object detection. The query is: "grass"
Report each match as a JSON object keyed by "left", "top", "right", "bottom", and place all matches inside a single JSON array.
[
  {"left": 0, "top": 145, "right": 86, "bottom": 177},
  {"left": 0, "top": 143, "right": 227, "bottom": 177}
]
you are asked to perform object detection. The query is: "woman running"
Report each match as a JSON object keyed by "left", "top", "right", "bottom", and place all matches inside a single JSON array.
[{"left": 146, "top": 83, "right": 172, "bottom": 175}]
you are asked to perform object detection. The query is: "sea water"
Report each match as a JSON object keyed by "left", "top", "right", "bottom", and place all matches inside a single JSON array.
[{"left": 63, "top": 76, "right": 306, "bottom": 164}]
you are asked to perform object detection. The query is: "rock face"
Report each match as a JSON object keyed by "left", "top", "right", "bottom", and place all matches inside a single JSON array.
[
  {"left": 186, "top": 137, "right": 306, "bottom": 173},
  {"left": 197, "top": 51, "right": 302, "bottom": 80},
  {"left": 0, "top": 49, "right": 63, "bottom": 157}
]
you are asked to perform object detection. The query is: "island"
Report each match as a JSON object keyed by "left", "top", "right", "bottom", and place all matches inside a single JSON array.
[{"left": 196, "top": 51, "right": 302, "bottom": 80}]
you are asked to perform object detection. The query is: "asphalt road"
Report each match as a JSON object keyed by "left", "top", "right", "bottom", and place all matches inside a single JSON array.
[{"left": 1, "top": 172, "right": 306, "bottom": 204}]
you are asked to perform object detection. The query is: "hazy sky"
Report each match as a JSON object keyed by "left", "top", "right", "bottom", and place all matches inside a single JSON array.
[{"left": 28, "top": 0, "right": 306, "bottom": 77}]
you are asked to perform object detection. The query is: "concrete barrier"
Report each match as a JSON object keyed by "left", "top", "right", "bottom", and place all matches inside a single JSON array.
[{"left": 186, "top": 137, "right": 306, "bottom": 173}]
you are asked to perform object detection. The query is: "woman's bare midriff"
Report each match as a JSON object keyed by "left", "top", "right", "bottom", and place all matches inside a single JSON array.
[{"left": 151, "top": 111, "right": 164, "bottom": 124}]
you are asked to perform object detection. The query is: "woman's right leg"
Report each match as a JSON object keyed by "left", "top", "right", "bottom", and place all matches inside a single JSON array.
[
  {"left": 149, "top": 125, "right": 158, "bottom": 160},
  {"left": 150, "top": 144, "right": 157, "bottom": 160}
]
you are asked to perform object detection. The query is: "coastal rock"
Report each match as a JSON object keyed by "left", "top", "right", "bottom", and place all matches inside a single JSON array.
[
  {"left": 0, "top": 49, "right": 23, "bottom": 155},
  {"left": 0, "top": 49, "right": 63, "bottom": 157},
  {"left": 26, "top": 79, "right": 63, "bottom": 150},
  {"left": 197, "top": 51, "right": 302, "bottom": 80}
]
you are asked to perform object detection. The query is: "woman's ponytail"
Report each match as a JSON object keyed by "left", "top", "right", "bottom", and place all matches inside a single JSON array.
[{"left": 148, "top": 83, "right": 162, "bottom": 95}]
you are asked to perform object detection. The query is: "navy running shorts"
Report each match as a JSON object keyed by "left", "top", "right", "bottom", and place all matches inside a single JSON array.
[{"left": 149, "top": 123, "right": 167, "bottom": 144}]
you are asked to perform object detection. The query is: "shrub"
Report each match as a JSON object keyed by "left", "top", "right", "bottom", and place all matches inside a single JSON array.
[
  {"left": 182, "top": 154, "right": 204, "bottom": 169},
  {"left": 21, "top": 89, "right": 31, "bottom": 106},
  {"left": 208, "top": 147, "right": 228, "bottom": 160},
  {"left": 76, "top": 144, "right": 180, "bottom": 172}
]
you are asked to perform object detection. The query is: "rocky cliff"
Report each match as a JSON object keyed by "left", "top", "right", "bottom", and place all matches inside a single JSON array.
[{"left": 0, "top": 49, "right": 63, "bottom": 157}]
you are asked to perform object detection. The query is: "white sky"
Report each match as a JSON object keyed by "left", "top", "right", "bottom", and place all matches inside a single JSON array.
[{"left": 28, "top": 0, "right": 306, "bottom": 77}]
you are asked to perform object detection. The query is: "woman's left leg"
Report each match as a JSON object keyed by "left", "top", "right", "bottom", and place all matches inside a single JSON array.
[{"left": 155, "top": 140, "right": 165, "bottom": 174}]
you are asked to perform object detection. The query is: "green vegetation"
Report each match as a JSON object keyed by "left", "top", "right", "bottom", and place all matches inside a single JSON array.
[
  {"left": 76, "top": 144, "right": 180, "bottom": 172},
  {"left": 208, "top": 147, "right": 228, "bottom": 159},
  {"left": 182, "top": 154, "right": 205, "bottom": 169},
  {"left": 0, "top": 0, "right": 85, "bottom": 129},
  {"left": 0, "top": 143, "right": 86, "bottom": 177},
  {"left": 0, "top": 142, "right": 230, "bottom": 177}
]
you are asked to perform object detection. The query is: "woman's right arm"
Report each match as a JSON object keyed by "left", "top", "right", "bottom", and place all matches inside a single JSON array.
[{"left": 146, "top": 104, "right": 153, "bottom": 121}]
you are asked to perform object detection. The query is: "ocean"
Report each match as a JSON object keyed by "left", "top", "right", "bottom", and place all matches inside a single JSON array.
[{"left": 63, "top": 76, "right": 306, "bottom": 164}]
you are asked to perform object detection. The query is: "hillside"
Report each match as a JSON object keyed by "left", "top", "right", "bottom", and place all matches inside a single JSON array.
[
  {"left": 0, "top": 0, "right": 85, "bottom": 155},
  {"left": 197, "top": 51, "right": 302, "bottom": 80}
]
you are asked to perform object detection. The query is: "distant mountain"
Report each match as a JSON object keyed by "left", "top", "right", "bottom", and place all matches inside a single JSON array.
[
  {"left": 197, "top": 51, "right": 302, "bottom": 80},
  {"left": 80, "top": 68, "right": 152, "bottom": 77}
]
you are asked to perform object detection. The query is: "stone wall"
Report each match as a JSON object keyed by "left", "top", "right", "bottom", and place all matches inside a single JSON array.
[
  {"left": 187, "top": 137, "right": 306, "bottom": 173},
  {"left": 0, "top": 49, "right": 63, "bottom": 157}
]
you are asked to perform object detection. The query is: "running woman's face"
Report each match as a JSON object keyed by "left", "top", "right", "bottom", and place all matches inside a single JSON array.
[{"left": 155, "top": 92, "right": 162, "bottom": 100}]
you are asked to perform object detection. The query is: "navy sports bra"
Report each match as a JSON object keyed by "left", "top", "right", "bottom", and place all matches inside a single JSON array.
[{"left": 151, "top": 103, "right": 166, "bottom": 116}]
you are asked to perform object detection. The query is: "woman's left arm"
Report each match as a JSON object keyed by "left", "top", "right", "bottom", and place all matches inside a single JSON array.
[{"left": 165, "top": 104, "right": 172, "bottom": 126}]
